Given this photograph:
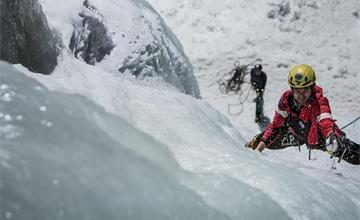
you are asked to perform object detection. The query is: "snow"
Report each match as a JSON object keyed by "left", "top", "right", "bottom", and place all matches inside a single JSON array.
[
  {"left": 147, "top": 0, "right": 360, "bottom": 170},
  {"left": 147, "top": 0, "right": 360, "bottom": 122},
  {"left": 1, "top": 0, "right": 360, "bottom": 219},
  {"left": 39, "top": 0, "right": 200, "bottom": 97},
  {"left": 0, "top": 63, "right": 231, "bottom": 220}
]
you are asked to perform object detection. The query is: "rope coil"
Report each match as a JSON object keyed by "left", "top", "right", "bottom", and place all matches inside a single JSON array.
[{"left": 209, "top": 61, "right": 256, "bottom": 116}]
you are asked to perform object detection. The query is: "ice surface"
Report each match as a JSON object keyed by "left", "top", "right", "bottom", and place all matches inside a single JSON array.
[
  {"left": 38, "top": 0, "right": 201, "bottom": 97},
  {"left": 0, "top": 62, "right": 228, "bottom": 220},
  {"left": 1, "top": 0, "right": 360, "bottom": 219}
]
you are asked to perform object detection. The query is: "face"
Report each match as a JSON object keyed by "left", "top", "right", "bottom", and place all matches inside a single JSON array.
[
  {"left": 292, "top": 87, "right": 312, "bottom": 105},
  {"left": 255, "top": 69, "right": 262, "bottom": 75}
]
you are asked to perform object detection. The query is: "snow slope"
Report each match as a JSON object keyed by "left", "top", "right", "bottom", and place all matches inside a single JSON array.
[
  {"left": 148, "top": 0, "right": 360, "bottom": 130},
  {"left": 147, "top": 0, "right": 360, "bottom": 169},
  {"left": 1, "top": 0, "right": 360, "bottom": 219},
  {"left": 10, "top": 50, "right": 360, "bottom": 220}
]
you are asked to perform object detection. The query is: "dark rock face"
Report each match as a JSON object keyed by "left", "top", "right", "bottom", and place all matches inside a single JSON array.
[
  {"left": 0, "top": 0, "right": 59, "bottom": 74},
  {"left": 267, "top": 1, "right": 291, "bottom": 20},
  {"left": 0, "top": 0, "right": 199, "bottom": 98},
  {"left": 69, "top": 1, "right": 115, "bottom": 65}
]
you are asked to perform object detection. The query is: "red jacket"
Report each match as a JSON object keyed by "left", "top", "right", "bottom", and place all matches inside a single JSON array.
[{"left": 262, "top": 85, "right": 339, "bottom": 148}]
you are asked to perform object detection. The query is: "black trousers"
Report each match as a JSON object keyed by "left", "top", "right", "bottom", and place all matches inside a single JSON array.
[
  {"left": 246, "top": 126, "right": 360, "bottom": 165},
  {"left": 255, "top": 91, "right": 264, "bottom": 121}
]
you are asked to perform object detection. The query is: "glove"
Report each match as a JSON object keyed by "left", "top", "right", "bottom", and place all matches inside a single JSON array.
[
  {"left": 325, "top": 133, "right": 338, "bottom": 155},
  {"left": 245, "top": 134, "right": 261, "bottom": 150}
]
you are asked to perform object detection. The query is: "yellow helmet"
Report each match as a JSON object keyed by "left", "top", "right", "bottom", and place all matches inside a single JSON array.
[{"left": 288, "top": 64, "right": 316, "bottom": 88}]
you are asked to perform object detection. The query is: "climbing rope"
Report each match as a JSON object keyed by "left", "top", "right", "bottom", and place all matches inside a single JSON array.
[
  {"left": 227, "top": 82, "right": 253, "bottom": 116},
  {"left": 340, "top": 116, "right": 360, "bottom": 130},
  {"left": 309, "top": 116, "right": 360, "bottom": 162},
  {"left": 208, "top": 61, "right": 256, "bottom": 116}
]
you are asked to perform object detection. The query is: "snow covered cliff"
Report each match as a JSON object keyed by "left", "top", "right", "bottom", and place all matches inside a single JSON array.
[{"left": 1, "top": 0, "right": 359, "bottom": 220}]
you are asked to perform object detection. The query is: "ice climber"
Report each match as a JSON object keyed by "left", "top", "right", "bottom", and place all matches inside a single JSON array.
[
  {"left": 246, "top": 64, "right": 359, "bottom": 165},
  {"left": 250, "top": 64, "right": 267, "bottom": 123}
]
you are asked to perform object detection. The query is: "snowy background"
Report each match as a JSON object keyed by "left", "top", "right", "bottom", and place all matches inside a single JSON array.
[
  {"left": 1, "top": 0, "right": 359, "bottom": 219},
  {"left": 147, "top": 0, "right": 360, "bottom": 137}
]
